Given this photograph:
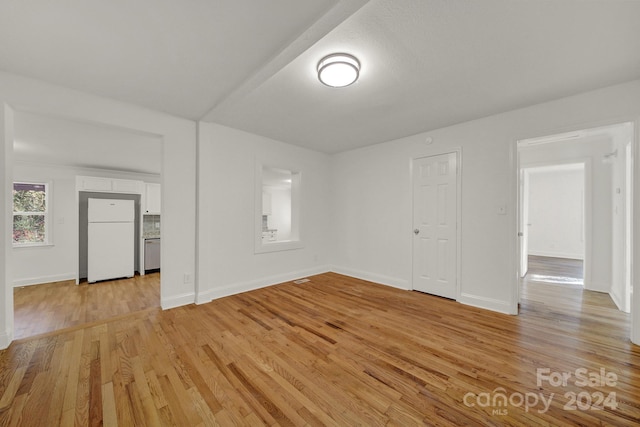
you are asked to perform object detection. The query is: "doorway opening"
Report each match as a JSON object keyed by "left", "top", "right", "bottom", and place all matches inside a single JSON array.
[
  {"left": 11, "top": 110, "right": 163, "bottom": 339},
  {"left": 516, "top": 122, "right": 634, "bottom": 324},
  {"left": 521, "top": 163, "right": 586, "bottom": 287}
]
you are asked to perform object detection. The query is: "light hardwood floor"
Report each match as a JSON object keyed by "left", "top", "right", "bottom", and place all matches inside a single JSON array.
[
  {"left": 524, "top": 255, "right": 584, "bottom": 285},
  {"left": 13, "top": 273, "right": 160, "bottom": 340},
  {"left": 1, "top": 272, "right": 639, "bottom": 425}
]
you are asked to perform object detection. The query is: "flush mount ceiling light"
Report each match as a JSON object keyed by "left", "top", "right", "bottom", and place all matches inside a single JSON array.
[{"left": 317, "top": 53, "right": 360, "bottom": 87}]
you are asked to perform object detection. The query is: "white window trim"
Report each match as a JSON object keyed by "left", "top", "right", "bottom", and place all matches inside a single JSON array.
[
  {"left": 12, "top": 181, "right": 53, "bottom": 248},
  {"left": 254, "top": 162, "right": 303, "bottom": 254}
]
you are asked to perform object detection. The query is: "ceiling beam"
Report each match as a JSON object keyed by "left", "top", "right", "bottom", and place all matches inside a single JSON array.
[{"left": 200, "top": 0, "right": 370, "bottom": 123}]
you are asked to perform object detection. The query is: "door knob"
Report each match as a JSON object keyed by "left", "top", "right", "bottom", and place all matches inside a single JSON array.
[{"left": 413, "top": 229, "right": 420, "bottom": 235}]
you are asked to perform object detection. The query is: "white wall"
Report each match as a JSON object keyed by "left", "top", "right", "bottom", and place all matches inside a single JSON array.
[
  {"left": 196, "top": 122, "right": 331, "bottom": 303},
  {"left": 526, "top": 167, "right": 584, "bottom": 260},
  {"left": 267, "top": 187, "right": 292, "bottom": 241},
  {"left": 519, "top": 135, "right": 618, "bottom": 293},
  {"left": 12, "top": 163, "right": 160, "bottom": 287},
  {"left": 3, "top": 72, "right": 640, "bottom": 348},
  {"left": 330, "top": 79, "right": 640, "bottom": 318},
  {"left": 520, "top": 132, "right": 631, "bottom": 293},
  {"left": 0, "top": 70, "right": 197, "bottom": 349},
  {"left": 1, "top": 105, "right": 15, "bottom": 349}
]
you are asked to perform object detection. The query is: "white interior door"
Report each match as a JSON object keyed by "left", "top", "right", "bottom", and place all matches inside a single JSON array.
[{"left": 412, "top": 152, "right": 458, "bottom": 299}]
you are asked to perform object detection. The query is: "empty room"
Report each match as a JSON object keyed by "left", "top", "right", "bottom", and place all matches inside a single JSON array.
[{"left": 1, "top": 1, "right": 639, "bottom": 425}]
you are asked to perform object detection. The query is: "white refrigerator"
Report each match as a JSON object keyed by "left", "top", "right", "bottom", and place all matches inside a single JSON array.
[{"left": 88, "top": 198, "right": 135, "bottom": 283}]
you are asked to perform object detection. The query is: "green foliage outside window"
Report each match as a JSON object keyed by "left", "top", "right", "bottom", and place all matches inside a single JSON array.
[{"left": 13, "top": 183, "right": 48, "bottom": 245}]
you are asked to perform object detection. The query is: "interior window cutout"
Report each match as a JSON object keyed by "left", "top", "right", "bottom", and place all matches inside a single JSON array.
[{"left": 256, "top": 165, "right": 302, "bottom": 253}]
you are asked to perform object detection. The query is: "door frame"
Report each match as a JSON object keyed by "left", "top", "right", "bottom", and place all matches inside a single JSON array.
[
  {"left": 2, "top": 102, "right": 167, "bottom": 350},
  {"left": 519, "top": 168, "right": 529, "bottom": 278},
  {"left": 511, "top": 118, "right": 638, "bottom": 345},
  {"left": 625, "top": 142, "right": 632, "bottom": 313},
  {"left": 518, "top": 160, "right": 591, "bottom": 289},
  {"left": 410, "top": 148, "right": 462, "bottom": 301}
]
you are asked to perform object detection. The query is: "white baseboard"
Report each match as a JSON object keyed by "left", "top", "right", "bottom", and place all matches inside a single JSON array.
[
  {"left": 609, "top": 289, "right": 622, "bottom": 311},
  {"left": 458, "top": 293, "right": 515, "bottom": 315},
  {"left": 585, "top": 281, "right": 609, "bottom": 293},
  {"left": 13, "top": 273, "right": 76, "bottom": 287},
  {"left": 609, "top": 289, "right": 629, "bottom": 313},
  {"left": 196, "top": 265, "right": 331, "bottom": 305},
  {"left": 161, "top": 292, "right": 195, "bottom": 310},
  {"left": 330, "top": 268, "right": 514, "bottom": 315},
  {"left": 528, "top": 250, "right": 584, "bottom": 260},
  {"left": 0, "top": 329, "right": 12, "bottom": 350},
  {"left": 329, "top": 265, "right": 410, "bottom": 290},
  {"left": 633, "top": 317, "right": 640, "bottom": 346},
  {"left": 196, "top": 265, "right": 513, "bottom": 318}
]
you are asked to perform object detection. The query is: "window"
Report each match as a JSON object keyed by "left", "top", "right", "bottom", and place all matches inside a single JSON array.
[
  {"left": 13, "top": 182, "right": 50, "bottom": 246},
  {"left": 255, "top": 165, "right": 302, "bottom": 253}
]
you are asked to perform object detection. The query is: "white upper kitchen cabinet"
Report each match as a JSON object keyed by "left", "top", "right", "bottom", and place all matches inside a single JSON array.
[
  {"left": 112, "top": 178, "right": 143, "bottom": 194},
  {"left": 78, "top": 176, "right": 113, "bottom": 192},
  {"left": 76, "top": 176, "right": 143, "bottom": 194},
  {"left": 144, "top": 183, "right": 161, "bottom": 214}
]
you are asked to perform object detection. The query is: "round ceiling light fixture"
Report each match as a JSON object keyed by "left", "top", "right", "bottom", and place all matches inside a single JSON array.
[{"left": 317, "top": 53, "right": 360, "bottom": 87}]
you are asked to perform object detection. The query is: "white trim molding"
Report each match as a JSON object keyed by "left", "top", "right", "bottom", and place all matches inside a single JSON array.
[
  {"left": 0, "top": 329, "right": 12, "bottom": 350},
  {"left": 161, "top": 292, "right": 195, "bottom": 310},
  {"left": 330, "top": 265, "right": 410, "bottom": 290},
  {"left": 609, "top": 288, "right": 629, "bottom": 313},
  {"left": 13, "top": 273, "right": 75, "bottom": 288},
  {"left": 459, "top": 292, "right": 515, "bottom": 315},
  {"left": 196, "top": 266, "right": 330, "bottom": 305},
  {"left": 632, "top": 116, "right": 640, "bottom": 345}
]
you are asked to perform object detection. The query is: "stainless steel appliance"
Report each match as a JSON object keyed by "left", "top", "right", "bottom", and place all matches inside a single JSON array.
[{"left": 144, "top": 238, "right": 161, "bottom": 271}]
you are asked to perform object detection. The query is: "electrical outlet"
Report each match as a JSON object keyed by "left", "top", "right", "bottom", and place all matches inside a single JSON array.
[{"left": 184, "top": 273, "right": 191, "bottom": 284}]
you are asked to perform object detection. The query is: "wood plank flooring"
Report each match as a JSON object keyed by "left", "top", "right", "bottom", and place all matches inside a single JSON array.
[
  {"left": 524, "top": 255, "right": 584, "bottom": 286},
  {"left": 13, "top": 273, "right": 160, "bottom": 339},
  {"left": 1, "top": 272, "right": 639, "bottom": 426}
]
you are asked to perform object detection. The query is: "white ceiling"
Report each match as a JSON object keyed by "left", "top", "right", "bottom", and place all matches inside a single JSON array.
[
  {"left": 13, "top": 111, "right": 162, "bottom": 175},
  {"left": 2, "top": 0, "right": 640, "bottom": 160},
  {"left": 0, "top": 0, "right": 345, "bottom": 120},
  {"left": 207, "top": 0, "right": 640, "bottom": 153}
]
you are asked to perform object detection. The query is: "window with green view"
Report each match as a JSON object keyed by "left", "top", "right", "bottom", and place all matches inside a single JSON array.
[{"left": 13, "top": 182, "right": 49, "bottom": 246}]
